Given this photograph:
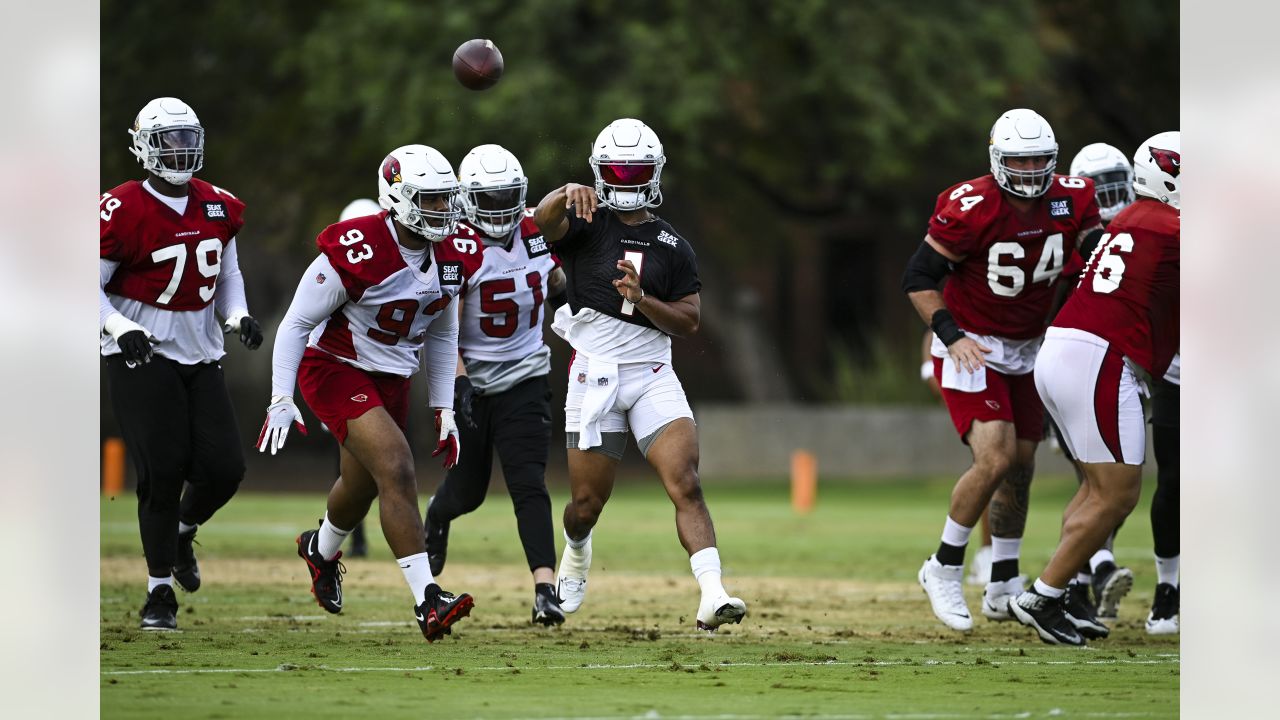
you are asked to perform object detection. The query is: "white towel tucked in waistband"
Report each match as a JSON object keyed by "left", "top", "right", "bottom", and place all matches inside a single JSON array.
[{"left": 577, "top": 355, "right": 620, "bottom": 451}]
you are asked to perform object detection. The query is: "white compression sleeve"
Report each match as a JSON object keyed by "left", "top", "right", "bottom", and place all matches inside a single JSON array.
[
  {"left": 270, "top": 254, "right": 349, "bottom": 399},
  {"left": 422, "top": 294, "right": 460, "bottom": 409},
  {"left": 214, "top": 238, "right": 249, "bottom": 321}
]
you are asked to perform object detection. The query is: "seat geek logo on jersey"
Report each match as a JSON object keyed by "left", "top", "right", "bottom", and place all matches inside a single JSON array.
[
  {"left": 656, "top": 230, "right": 679, "bottom": 247},
  {"left": 524, "top": 233, "right": 549, "bottom": 258},
  {"left": 438, "top": 261, "right": 462, "bottom": 286},
  {"left": 204, "top": 201, "right": 227, "bottom": 220},
  {"left": 1048, "top": 196, "right": 1073, "bottom": 218}
]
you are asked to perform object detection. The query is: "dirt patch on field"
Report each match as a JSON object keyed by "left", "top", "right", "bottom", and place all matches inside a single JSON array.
[{"left": 100, "top": 556, "right": 1178, "bottom": 648}]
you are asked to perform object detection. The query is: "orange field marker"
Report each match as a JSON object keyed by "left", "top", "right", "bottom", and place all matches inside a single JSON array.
[
  {"left": 102, "top": 437, "right": 126, "bottom": 497},
  {"left": 790, "top": 449, "right": 817, "bottom": 514}
]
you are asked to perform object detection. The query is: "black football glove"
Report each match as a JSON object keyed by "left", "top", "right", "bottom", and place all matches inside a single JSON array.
[
  {"left": 118, "top": 329, "right": 156, "bottom": 366},
  {"left": 454, "top": 375, "right": 479, "bottom": 429},
  {"left": 237, "top": 316, "right": 264, "bottom": 350},
  {"left": 224, "top": 315, "right": 264, "bottom": 350}
]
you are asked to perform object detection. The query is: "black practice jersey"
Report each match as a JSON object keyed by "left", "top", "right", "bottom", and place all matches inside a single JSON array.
[{"left": 555, "top": 210, "right": 700, "bottom": 332}]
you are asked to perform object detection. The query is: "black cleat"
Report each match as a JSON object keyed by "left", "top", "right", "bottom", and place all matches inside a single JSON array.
[
  {"left": 140, "top": 585, "right": 179, "bottom": 631},
  {"left": 1146, "top": 583, "right": 1179, "bottom": 635},
  {"left": 415, "top": 583, "right": 474, "bottom": 642},
  {"left": 424, "top": 499, "right": 449, "bottom": 577},
  {"left": 173, "top": 527, "right": 201, "bottom": 593},
  {"left": 1091, "top": 561, "right": 1133, "bottom": 620},
  {"left": 296, "top": 528, "right": 345, "bottom": 614},
  {"left": 1010, "top": 590, "right": 1086, "bottom": 646},
  {"left": 1063, "top": 581, "right": 1110, "bottom": 640},
  {"left": 532, "top": 583, "right": 565, "bottom": 626}
]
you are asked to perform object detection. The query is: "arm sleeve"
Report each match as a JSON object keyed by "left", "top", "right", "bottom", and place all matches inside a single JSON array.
[
  {"left": 270, "top": 254, "right": 349, "bottom": 398},
  {"left": 99, "top": 259, "right": 123, "bottom": 331},
  {"left": 423, "top": 296, "right": 460, "bottom": 409},
  {"left": 214, "top": 238, "right": 250, "bottom": 321}
]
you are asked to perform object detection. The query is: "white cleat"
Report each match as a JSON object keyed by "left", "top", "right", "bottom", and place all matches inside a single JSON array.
[
  {"left": 556, "top": 534, "right": 592, "bottom": 613},
  {"left": 1145, "top": 583, "right": 1179, "bottom": 635},
  {"left": 981, "top": 576, "right": 1024, "bottom": 621},
  {"left": 696, "top": 593, "right": 747, "bottom": 632},
  {"left": 918, "top": 556, "right": 973, "bottom": 631},
  {"left": 967, "top": 545, "right": 993, "bottom": 586},
  {"left": 1093, "top": 565, "right": 1134, "bottom": 621}
]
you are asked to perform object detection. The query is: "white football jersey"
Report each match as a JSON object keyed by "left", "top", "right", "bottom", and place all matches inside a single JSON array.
[
  {"left": 307, "top": 212, "right": 482, "bottom": 376},
  {"left": 457, "top": 213, "right": 559, "bottom": 363}
]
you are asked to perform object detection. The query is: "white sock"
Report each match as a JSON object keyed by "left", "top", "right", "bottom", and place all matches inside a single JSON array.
[
  {"left": 1033, "top": 578, "right": 1065, "bottom": 598},
  {"left": 940, "top": 516, "right": 973, "bottom": 548},
  {"left": 178, "top": 521, "right": 198, "bottom": 535},
  {"left": 1089, "top": 548, "right": 1116, "bottom": 572},
  {"left": 318, "top": 512, "right": 353, "bottom": 561},
  {"left": 397, "top": 552, "right": 436, "bottom": 604},
  {"left": 990, "top": 536, "right": 1022, "bottom": 563},
  {"left": 564, "top": 529, "right": 591, "bottom": 550},
  {"left": 1075, "top": 572, "right": 1092, "bottom": 585},
  {"left": 1155, "top": 554, "right": 1179, "bottom": 587},
  {"left": 690, "top": 547, "right": 726, "bottom": 598},
  {"left": 148, "top": 575, "right": 172, "bottom": 593}
]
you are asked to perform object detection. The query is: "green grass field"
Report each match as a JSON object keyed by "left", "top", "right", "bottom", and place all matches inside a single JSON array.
[{"left": 100, "top": 475, "right": 1178, "bottom": 719}]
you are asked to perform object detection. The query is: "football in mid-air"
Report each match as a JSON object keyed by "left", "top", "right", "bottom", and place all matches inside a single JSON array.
[{"left": 453, "top": 39, "right": 504, "bottom": 91}]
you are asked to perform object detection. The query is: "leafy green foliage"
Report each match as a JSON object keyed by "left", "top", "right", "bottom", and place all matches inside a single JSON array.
[{"left": 100, "top": 1, "right": 1178, "bottom": 401}]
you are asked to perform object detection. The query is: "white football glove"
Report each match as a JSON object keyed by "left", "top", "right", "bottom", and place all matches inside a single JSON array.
[
  {"left": 432, "top": 408, "right": 461, "bottom": 469},
  {"left": 257, "top": 396, "right": 308, "bottom": 455}
]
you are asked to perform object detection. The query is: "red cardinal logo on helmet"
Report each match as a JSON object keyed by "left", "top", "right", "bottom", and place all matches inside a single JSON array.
[
  {"left": 1148, "top": 147, "right": 1180, "bottom": 178},
  {"left": 381, "top": 156, "right": 402, "bottom": 185}
]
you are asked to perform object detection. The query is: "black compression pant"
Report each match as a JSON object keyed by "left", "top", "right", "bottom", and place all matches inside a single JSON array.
[
  {"left": 428, "top": 375, "right": 556, "bottom": 572},
  {"left": 1150, "top": 379, "right": 1180, "bottom": 558},
  {"left": 105, "top": 355, "right": 246, "bottom": 578}
]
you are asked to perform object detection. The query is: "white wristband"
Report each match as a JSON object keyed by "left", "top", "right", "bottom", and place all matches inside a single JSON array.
[{"left": 103, "top": 312, "right": 148, "bottom": 342}]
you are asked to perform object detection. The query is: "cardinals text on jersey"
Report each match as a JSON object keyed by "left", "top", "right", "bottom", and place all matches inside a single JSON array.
[
  {"left": 100, "top": 178, "right": 245, "bottom": 311},
  {"left": 555, "top": 210, "right": 700, "bottom": 332},
  {"left": 928, "top": 174, "right": 1101, "bottom": 339},
  {"left": 308, "top": 211, "right": 483, "bottom": 376}
]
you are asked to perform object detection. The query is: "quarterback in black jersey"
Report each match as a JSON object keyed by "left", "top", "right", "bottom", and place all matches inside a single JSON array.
[{"left": 534, "top": 118, "right": 746, "bottom": 632}]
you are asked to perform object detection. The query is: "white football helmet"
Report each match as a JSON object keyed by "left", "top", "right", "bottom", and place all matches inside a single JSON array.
[
  {"left": 1133, "top": 131, "right": 1180, "bottom": 209},
  {"left": 377, "top": 145, "right": 461, "bottom": 241},
  {"left": 128, "top": 97, "right": 204, "bottom": 185},
  {"left": 989, "top": 108, "right": 1057, "bottom": 198},
  {"left": 1070, "top": 143, "right": 1135, "bottom": 222},
  {"left": 589, "top": 118, "right": 665, "bottom": 210},
  {"left": 339, "top": 198, "right": 381, "bottom": 222},
  {"left": 458, "top": 144, "right": 528, "bottom": 239}
]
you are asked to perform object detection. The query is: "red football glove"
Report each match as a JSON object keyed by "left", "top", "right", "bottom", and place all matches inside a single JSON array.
[{"left": 432, "top": 408, "right": 461, "bottom": 469}]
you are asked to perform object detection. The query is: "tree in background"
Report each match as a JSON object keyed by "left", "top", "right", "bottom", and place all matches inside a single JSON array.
[{"left": 101, "top": 0, "right": 1177, "bottom": 410}]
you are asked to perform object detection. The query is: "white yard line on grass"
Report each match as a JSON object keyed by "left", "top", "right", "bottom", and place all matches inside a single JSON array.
[{"left": 102, "top": 656, "right": 1178, "bottom": 676}]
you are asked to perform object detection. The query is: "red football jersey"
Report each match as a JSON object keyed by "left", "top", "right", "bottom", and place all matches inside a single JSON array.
[
  {"left": 100, "top": 179, "right": 246, "bottom": 311},
  {"left": 1052, "top": 199, "right": 1180, "bottom": 377},
  {"left": 928, "top": 174, "right": 1101, "bottom": 339}
]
